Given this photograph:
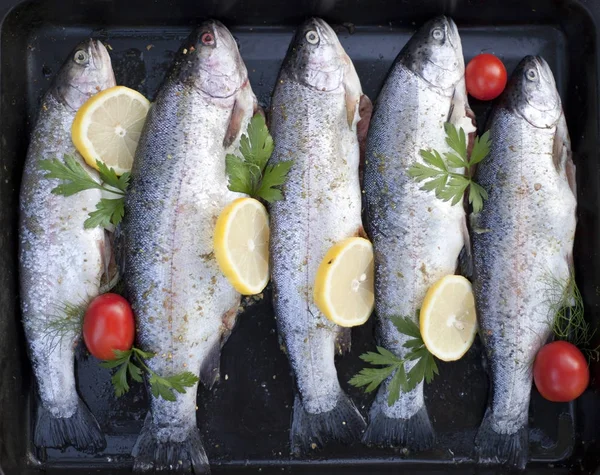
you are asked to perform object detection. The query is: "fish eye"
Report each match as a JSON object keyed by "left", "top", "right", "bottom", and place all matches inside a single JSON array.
[
  {"left": 432, "top": 28, "right": 444, "bottom": 41},
  {"left": 526, "top": 69, "right": 537, "bottom": 81},
  {"left": 73, "top": 50, "right": 89, "bottom": 65},
  {"left": 201, "top": 32, "right": 215, "bottom": 46},
  {"left": 305, "top": 30, "right": 319, "bottom": 45}
]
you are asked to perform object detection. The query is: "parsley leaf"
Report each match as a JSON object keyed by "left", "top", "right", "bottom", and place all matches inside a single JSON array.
[
  {"left": 349, "top": 315, "right": 439, "bottom": 406},
  {"left": 240, "top": 113, "right": 274, "bottom": 168},
  {"left": 349, "top": 354, "right": 399, "bottom": 394},
  {"left": 226, "top": 154, "right": 253, "bottom": 193},
  {"left": 256, "top": 162, "right": 294, "bottom": 202},
  {"left": 96, "top": 160, "right": 130, "bottom": 193},
  {"left": 407, "top": 123, "right": 490, "bottom": 213},
  {"left": 225, "top": 113, "right": 293, "bottom": 203},
  {"left": 40, "top": 155, "right": 104, "bottom": 197},
  {"left": 40, "top": 155, "right": 129, "bottom": 229},
  {"left": 84, "top": 198, "right": 125, "bottom": 229},
  {"left": 101, "top": 346, "right": 199, "bottom": 401},
  {"left": 390, "top": 315, "right": 421, "bottom": 339}
]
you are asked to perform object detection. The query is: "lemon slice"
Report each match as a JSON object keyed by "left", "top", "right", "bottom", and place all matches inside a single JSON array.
[
  {"left": 314, "top": 237, "right": 374, "bottom": 327},
  {"left": 214, "top": 197, "right": 270, "bottom": 295},
  {"left": 420, "top": 275, "right": 477, "bottom": 361},
  {"left": 72, "top": 85, "right": 150, "bottom": 176}
]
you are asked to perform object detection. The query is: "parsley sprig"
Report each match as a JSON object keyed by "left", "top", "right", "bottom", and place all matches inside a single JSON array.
[
  {"left": 349, "top": 316, "right": 439, "bottom": 406},
  {"left": 226, "top": 113, "right": 293, "bottom": 202},
  {"left": 100, "top": 347, "right": 199, "bottom": 401},
  {"left": 40, "top": 155, "right": 129, "bottom": 229},
  {"left": 407, "top": 123, "right": 490, "bottom": 213}
]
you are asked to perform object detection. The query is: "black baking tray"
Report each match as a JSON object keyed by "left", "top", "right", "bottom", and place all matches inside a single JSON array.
[{"left": 1, "top": 0, "right": 600, "bottom": 473}]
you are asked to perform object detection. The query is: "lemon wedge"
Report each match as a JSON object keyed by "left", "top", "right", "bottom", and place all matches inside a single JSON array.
[
  {"left": 72, "top": 85, "right": 150, "bottom": 176},
  {"left": 214, "top": 198, "right": 270, "bottom": 295},
  {"left": 314, "top": 237, "right": 374, "bottom": 327},
  {"left": 420, "top": 275, "right": 477, "bottom": 361}
]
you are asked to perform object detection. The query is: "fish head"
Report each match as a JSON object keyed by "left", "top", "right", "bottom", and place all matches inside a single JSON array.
[
  {"left": 282, "top": 18, "right": 349, "bottom": 92},
  {"left": 180, "top": 21, "right": 248, "bottom": 98},
  {"left": 54, "top": 39, "right": 116, "bottom": 111},
  {"left": 508, "top": 56, "right": 562, "bottom": 128},
  {"left": 400, "top": 16, "right": 464, "bottom": 92}
]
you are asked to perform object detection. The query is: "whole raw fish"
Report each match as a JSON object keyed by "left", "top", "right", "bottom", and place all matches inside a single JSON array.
[
  {"left": 269, "top": 18, "right": 371, "bottom": 454},
  {"left": 362, "top": 16, "right": 474, "bottom": 449},
  {"left": 121, "top": 21, "right": 256, "bottom": 473},
  {"left": 472, "top": 56, "right": 577, "bottom": 470},
  {"left": 19, "top": 39, "right": 115, "bottom": 451}
]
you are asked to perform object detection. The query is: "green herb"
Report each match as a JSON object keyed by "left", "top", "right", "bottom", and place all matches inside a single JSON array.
[
  {"left": 548, "top": 271, "right": 599, "bottom": 361},
  {"left": 407, "top": 123, "right": 490, "bottom": 213},
  {"left": 40, "top": 155, "right": 129, "bottom": 229},
  {"left": 43, "top": 300, "right": 88, "bottom": 350},
  {"left": 100, "top": 347, "right": 199, "bottom": 401},
  {"left": 84, "top": 198, "right": 125, "bottom": 229},
  {"left": 225, "top": 113, "right": 293, "bottom": 202},
  {"left": 349, "top": 315, "right": 439, "bottom": 406}
]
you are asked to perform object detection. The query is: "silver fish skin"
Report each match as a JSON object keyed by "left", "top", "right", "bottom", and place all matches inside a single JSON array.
[
  {"left": 19, "top": 39, "right": 115, "bottom": 451},
  {"left": 122, "top": 21, "right": 256, "bottom": 473},
  {"left": 362, "top": 16, "right": 474, "bottom": 449},
  {"left": 473, "top": 56, "right": 577, "bottom": 470},
  {"left": 269, "top": 18, "right": 371, "bottom": 455}
]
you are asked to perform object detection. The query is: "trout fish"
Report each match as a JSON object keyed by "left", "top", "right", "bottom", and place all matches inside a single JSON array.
[
  {"left": 362, "top": 16, "right": 474, "bottom": 449},
  {"left": 19, "top": 39, "right": 115, "bottom": 451},
  {"left": 269, "top": 18, "right": 371, "bottom": 454},
  {"left": 473, "top": 56, "right": 577, "bottom": 470},
  {"left": 121, "top": 21, "right": 257, "bottom": 472}
]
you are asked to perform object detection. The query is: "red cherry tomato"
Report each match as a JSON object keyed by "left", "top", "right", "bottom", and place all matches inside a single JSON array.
[
  {"left": 533, "top": 341, "right": 589, "bottom": 402},
  {"left": 465, "top": 53, "right": 508, "bottom": 101},
  {"left": 83, "top": 293, "right": 135, "bottom": 360}
]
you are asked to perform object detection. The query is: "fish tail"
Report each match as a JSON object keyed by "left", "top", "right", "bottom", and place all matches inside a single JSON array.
[
  {"left": 34, "top": 397, "right": 105, "bottom": 452},
  {"left": 475, "top": 407, "right": 528, "bottom": 470},
  {"left": 132, "top": 413, "right": 209, "bottom": 473},
  {"left": 362, "top": 402, "right": 434, "bottom": 450},
  {"left": 290, "top": 392, "right": 366, "bottom": 456}
]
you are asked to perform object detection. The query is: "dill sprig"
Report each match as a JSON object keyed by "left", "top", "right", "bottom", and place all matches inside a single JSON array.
[
  {"left": 43, "top": 300, "right": 88, "bottom": 350},
  {"left": 546, "top": 270, "right": 598, "bottom": 361}
]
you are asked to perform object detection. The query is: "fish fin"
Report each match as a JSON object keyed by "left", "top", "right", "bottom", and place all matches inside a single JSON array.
[
  {"left": 357, "top": 94, "right": 373, "bottom": 187},
  {"left": 475, "top": 407, "right": 528, "bottom": 470},
  {"left": 553, "top": 114, "right": 577, "bottom": 196},
  {"left": 362, "top": 404, "right": 434, "bottom": 450},
  {"left": 290, "top": 392, "right": 366, "bottom": 456},
  {"left": 34, "top": 397, "right": 105, "bottom": 453},
  {"left": 199, "top": 339, "right": 222, "bottom": 389},
  {"left": 357, "top": 94, "right": 373, "bottom": 150},
  {"left": 223, "top": 96, "right": 246, "bottom": 149},
  {"left": 335, "top": 327, "right": 352, "bottom": 355},
  {"left": 356, "top": 225, "right": 368, "bottom": 239},
  {"left": 254, "top": 99, "right": 265, "bottom": 118},
  {"left": 458, "top": 217, "right": 473, "bottom": 278},
  {"left": 132, "top": 413, "right": 209, "bottom": 473},
  {"left": 343, "top": 68, "right": 361, "bottom": 129},
  {"left": 198, "top": 302, "right": 239, "bottom": 388},
  {"left": 99, "top": 230, "right": 120, "bottom": 294},
  {"left": 566, "top": 158, "right": 577, "bottom": 198}
]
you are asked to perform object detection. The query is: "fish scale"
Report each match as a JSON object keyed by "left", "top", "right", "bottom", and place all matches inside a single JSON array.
[
  {"left": 121, "top": 21, "right": 256, "bottom": 473},
  {"left": 362, "top": 16, "right": 474, "bottom": 450},
  {"left": 19, "top": 39, "right": 115, "bottom": 452},
  {"left": 473, "top": 55, "right": 577, "bottom": 470},
  {"left": 269, "top": 17, "right": 369, "bottom": 455}
]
